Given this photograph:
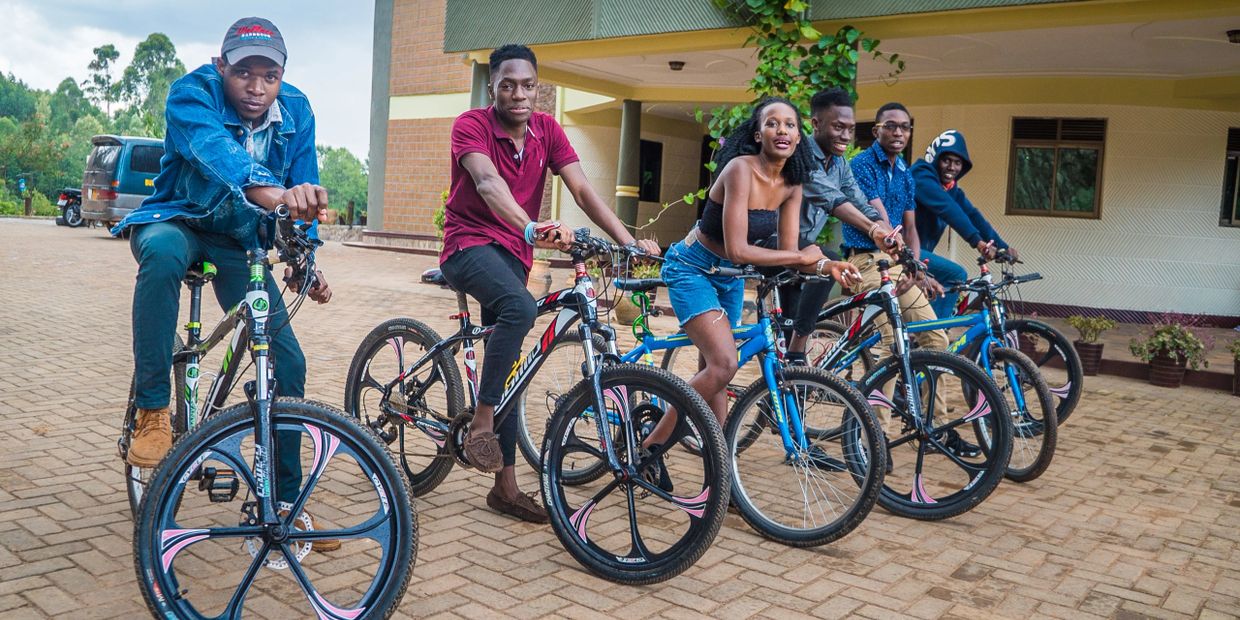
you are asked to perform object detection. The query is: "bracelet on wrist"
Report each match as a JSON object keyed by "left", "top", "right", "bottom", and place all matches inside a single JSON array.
[
  {"left": 523, "top": 221, "right": 537, "bottom": 246},
  {"left": 815, "top": 258, "right": 829, "bottom": 277}
]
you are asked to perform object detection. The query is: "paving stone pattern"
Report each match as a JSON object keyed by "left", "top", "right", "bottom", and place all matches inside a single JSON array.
[{"left": 1, "top": 219, "right": 1237, "bottom": 619}]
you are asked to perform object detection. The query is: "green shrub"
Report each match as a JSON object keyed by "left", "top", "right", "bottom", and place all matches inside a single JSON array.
[
  {"left": 1065, "top": 315, "right": 1117, "bottom": 344},
  {"left": 1129, "top": 324, "right": 1209, "bottom": 370}
]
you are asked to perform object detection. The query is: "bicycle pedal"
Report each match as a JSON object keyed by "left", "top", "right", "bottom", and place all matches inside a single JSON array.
[{"left": 197, "top": 466, "right": 240, "bottom": 503}]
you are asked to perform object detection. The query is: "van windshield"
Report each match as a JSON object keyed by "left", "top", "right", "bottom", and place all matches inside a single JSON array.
[{"left": 87, "top": 145, "right": 121, "bottom": 172}]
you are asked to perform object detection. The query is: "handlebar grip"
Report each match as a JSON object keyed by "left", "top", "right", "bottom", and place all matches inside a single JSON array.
[
  {"left": 713, "top": 265, "right": 752, "bottom": 278},
  {"left": 1013, "top": 273, "right": 1042, "bottom": 283}
]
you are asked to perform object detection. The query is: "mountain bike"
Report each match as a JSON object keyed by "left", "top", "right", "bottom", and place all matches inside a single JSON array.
[
  {"left": 344, "top": 229, "right": 729, "bottom": 584},
  {"left": 813, "top": 249, "right": 1014, "bottom": 520},
  {"left": 132, "top": 208, "right": 417, "bottom": 619},
  {"left": 811, "top": 252, "right": 1056, "bottom": 482},
  {"left": 518, "top": 267, "right": 886, "bottom": 547}
]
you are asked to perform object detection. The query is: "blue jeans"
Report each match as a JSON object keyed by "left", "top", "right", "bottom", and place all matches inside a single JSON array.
[
  {"left": 129, "top": 220, "right": 306, "bottom": 501},
  {"left": 922, "top": 248, "right": 968, "bottom": 318},
  {"left": 661, "top": 237, "right": 744, "bottom": 328}
]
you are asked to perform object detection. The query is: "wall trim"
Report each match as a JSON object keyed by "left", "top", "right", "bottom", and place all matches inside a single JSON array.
[{"left": 389, "top": 92, "right": 472, "bottom": 120}]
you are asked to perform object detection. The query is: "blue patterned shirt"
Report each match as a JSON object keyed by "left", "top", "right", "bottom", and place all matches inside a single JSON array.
[{"left": 844, "top": 142, "right": 915, "bottom": 251}]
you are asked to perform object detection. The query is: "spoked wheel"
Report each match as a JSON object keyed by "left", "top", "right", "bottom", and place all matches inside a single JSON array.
[
  {"left": 1000, "top": 319, "right": 1083, "bottom": 425},
  {"left": 345, "top": 318, "right": 462, "bottom": 496},
  {"left": 973, "top": 348, "right": 1057, "bottom": 482},
  {"left": 134, "top": 399, "right": 416, "bottom": 619},
  {"left": 858, "top": 350, "right": 1013, "bottom": 521},
  {"left": 517, "top": 333, "right": 608, "bottom": 483},
  {"left": 541, "top": 364, "right": 729, "bottom": 585},
  {"left": 808, "top": 319, "right": 874, "bottom": 382},
  {"left": 726, "top": 367, "right": 885, "bottom": 546},
  {"left": 122, "top": 337, "right": 188, "bottom": 516}
]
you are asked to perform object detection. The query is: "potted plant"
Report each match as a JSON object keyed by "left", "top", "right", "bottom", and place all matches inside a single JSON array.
[
  {"left": 1128, "top": 323, "right": 1209, "bottom": 388},
  {"left": 1065, "top": 315, "right": 1117, "bottom": 376},
  {"left": 1228, "top": 339, "right": 1240, "bottom": 397},
  {"left": 613, "top": 261, "right": 661, "bottom": 326},
  {"left": 528, "top": 249, "right": 555, "bottom": 298}
]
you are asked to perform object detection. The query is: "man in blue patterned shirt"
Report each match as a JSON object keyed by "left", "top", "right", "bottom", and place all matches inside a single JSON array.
[{"left": 846, "top": 103, "right": 978, "bottom": 457}]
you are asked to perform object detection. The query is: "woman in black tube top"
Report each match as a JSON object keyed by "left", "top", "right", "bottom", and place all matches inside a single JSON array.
[{"left": 644, "top": 97, "right": 859, "bottom": 461}]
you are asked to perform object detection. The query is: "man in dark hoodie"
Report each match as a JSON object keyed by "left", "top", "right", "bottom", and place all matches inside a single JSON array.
[{"left": 912, "top": 129, "right": 1017, "bottom": 318}]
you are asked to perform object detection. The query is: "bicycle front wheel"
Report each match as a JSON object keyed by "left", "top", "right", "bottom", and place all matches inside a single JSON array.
[
  {"left": 726, "top": 367, "right": 885, "bottom": 546},
  {"left": 345, "top": 317, "right": 462, "bottom": 496},
  {"left": 859, "top": 350, "right": 1013, "bottom": 521},
  {"left": 134, "top": 398, "right": 417, "bottom": 619},
  {"left": 542, "top": 364, "right": 729, "bottom": 585},
  {"left": 978, "top": 348, "right": 1057, "bottom": 482}
]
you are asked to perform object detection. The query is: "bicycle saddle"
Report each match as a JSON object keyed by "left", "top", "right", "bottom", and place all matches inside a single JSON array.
[{"left": 420, "top": 268, "right": 452, "bottom": 289}]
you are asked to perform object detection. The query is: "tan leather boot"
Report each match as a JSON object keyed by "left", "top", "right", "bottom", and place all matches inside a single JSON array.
[{"left": 127, "top": 407, "right": 172, "bottom": 468}]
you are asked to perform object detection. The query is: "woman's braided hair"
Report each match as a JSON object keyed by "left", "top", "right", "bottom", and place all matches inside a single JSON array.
[{"left": 711, "top": 96, "right": 816, "bottom": 187}]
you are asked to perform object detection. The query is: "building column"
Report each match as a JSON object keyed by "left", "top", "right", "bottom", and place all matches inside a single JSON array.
[
  {"left": 365, "top": 0, "right": 394, "bottom": 231},
  {"left": 470, "top": 61, "right": 490, "bottom": 109},
  {"left": 615, "top": 99, "right": 641, "bottom": 228}
]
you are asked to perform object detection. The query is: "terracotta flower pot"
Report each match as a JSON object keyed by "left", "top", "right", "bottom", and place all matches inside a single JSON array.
[
  {"left": 1018, "top": 334, "right": 1040, "bottom": 359},
  {"left": 613, "top": 291, "right": 656, "bottom": 327},
  {"left": 1074, "top": 341, "right": 1104, "bottom": 376},
  {"left": 527, "top": 259, "right": 553, "bottom": 298},
  {"left": 1148, "top": 353, "right": 1187, "bottom": 388}
]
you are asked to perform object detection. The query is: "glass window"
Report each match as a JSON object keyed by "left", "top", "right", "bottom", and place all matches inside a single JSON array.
[
  {"left": 87, "top": 145, "right": 121, "bottom": 172},
  {"left": 1006, "top": 118, "right": 1105, "bottom": 218},
  {"left": 1220, "top": 129, "right": 1239, "bottom": 228},
  {"left": 130, "top": 145, "right": 164, "bottom": 175},
  {"left": 639, "top": 139, "right": 662, "bottom": 203}
]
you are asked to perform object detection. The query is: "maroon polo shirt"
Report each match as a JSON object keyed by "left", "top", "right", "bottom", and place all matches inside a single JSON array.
[{"left": 441, "top": 106, "right": 580, "bottom": 268}]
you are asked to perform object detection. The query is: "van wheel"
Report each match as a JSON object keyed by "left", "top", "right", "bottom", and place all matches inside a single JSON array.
[{"left": 64, "top": 204, "right": 84, "bottom": 227}]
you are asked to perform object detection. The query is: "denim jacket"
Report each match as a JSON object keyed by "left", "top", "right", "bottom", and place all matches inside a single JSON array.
[{"left": 111, "top": 64, "right": 318, "bottom": 242}]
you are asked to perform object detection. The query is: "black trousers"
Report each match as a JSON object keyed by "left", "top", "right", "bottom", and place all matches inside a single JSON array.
[{"left": 440, "top": 243, "right": 535, "bottom": 467}]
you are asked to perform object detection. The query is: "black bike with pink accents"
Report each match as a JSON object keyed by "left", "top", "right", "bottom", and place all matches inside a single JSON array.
[{"left": 344, "top": 228, "right": 730, "bottom": 585}]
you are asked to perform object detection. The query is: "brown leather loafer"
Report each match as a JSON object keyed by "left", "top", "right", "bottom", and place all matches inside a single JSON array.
[{"left": 486, "top": 490, "right": 549, "bottom": 524}]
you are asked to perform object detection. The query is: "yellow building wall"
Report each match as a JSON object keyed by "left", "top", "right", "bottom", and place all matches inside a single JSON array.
[
  {"left": 853, "top": 102, "right": 1240, "bottom": 316},
  {"left": 557, "top": 108, "right": 707, "bottom": 245}
]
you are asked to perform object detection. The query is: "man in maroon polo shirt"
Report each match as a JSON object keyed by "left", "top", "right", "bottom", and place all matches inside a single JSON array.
[{"left": 440, "top": 44, "right": 660, "bottom": 522}]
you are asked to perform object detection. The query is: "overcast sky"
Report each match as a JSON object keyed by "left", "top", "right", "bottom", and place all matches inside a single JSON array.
[{"left": 0, "top": 0, "right": 374, "bottom": 160}]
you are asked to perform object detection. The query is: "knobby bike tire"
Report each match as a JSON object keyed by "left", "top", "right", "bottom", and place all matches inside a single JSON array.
[
  {"left": 345, "top": 318, "right": 462, "bottom": 497},
  {"left": 541, "top": 364, "right": 729, "bottom": 585},
  {"left": 133, "top": 398, "right": 416, "bottom": 620},
  {"left": 984, "top": 348, "right": 1057, "bottom": 482},
  {"left": 726, "top": 366, "right": 885, "bottom": 546},
  {"left": 1000, "top": 319, "right": 1083, "bottom": 425},
  {"left": 857, "top": 350, "right": 1013, "bottom": 521}
]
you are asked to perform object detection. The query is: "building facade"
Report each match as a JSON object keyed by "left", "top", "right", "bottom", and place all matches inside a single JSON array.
[{"left": 368, "top": 0, "right": 1240, "bottom": 321}]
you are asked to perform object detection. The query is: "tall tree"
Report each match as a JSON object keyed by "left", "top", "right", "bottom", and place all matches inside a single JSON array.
[
  {"left": 84, "top": 44, "right": 120, "bottom": 115},
  {"left": 0, "top": 72, "right": 38, "bottom": 122},
  {"left": 48, "top": 78, "right": 98, "bottom": 135},
  {"left": 116, "top": 33, "right": 186, "bottom": 138}
]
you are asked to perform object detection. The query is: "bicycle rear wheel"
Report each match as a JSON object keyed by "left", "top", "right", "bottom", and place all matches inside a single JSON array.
[
  {"left": 542, "top": 364, "right": 729, "bottom": 585},
  {"left": 517, "top": 333, "right": 609, "bottom": 483},
  {"left": 808, "top": 320, "right": 874, "bottom": 382},
  {"left": 345, "top": 318, "right": 461, "bottom": 496},
  {"left": 122, "top": 337, "right": 188, "bottom": 516},
  {"left": 726, "top": 367, "right": 885, "bottom": 546},
  {"left": 134, "top": 398, "right": 416, "bottom": 619},
  {"left": 1001, "top": 319, "right": 1082, "bottom": 425},
  {"left": 858, "top": 350, "right": 1013, "bottom": 521}
]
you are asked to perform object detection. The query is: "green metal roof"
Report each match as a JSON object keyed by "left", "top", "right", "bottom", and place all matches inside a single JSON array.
[{"left": 443, "top": 0, "right": 1081, "bottom": 52}]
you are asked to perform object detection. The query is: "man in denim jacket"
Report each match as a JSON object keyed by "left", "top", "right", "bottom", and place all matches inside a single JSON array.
[{"left": 113, "top": 18, "right": 335, "bottom": 545}]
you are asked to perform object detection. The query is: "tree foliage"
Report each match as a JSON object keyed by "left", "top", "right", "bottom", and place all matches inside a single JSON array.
[
  {"left": 115, "top": 34, "right": 186, "bottom": 138},
  {"left": 317, "top": 145, "right": 368, "bottom": 220}
]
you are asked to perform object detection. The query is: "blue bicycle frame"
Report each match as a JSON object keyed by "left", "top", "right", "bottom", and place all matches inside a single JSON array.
[{"left": 617, "top": 305, "right": 813, "bottom": 460}]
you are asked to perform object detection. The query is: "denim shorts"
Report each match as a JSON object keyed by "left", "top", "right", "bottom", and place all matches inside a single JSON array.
[{"left": 661, "top": 236, "right": 745, "bottom": 328}]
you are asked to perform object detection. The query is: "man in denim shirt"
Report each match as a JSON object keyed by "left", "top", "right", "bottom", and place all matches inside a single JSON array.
[{"left": 113, "top": 17, "right": 337, "bottom": 539}]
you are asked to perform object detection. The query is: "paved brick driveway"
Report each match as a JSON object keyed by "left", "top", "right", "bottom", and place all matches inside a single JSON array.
[{"left": 1, "top": 218, "right": 1237, "bottom": 619}]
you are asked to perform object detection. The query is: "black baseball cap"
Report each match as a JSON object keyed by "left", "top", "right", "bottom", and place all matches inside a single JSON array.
[{"left": 221, "top": 17, "right": 287, "bottom": 67}]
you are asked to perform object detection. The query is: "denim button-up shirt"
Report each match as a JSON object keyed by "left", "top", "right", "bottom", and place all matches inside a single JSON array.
[
  {"left": 111, "top": 64, "right": 318, "bottom": 245},
  {"left": 845, "top": 142, "right": 914, "bottom": 251}
]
